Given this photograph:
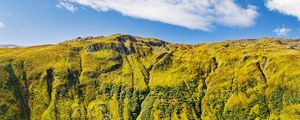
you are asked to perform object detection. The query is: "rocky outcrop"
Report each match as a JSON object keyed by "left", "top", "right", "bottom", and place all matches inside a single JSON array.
[{"left": 0, "top": 35, "right": 299, "bottom": 120}]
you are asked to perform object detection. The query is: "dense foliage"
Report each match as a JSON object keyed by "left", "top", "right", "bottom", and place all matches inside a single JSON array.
[{"left": 0, "top": 34, "right": 299, "bottom": 120}]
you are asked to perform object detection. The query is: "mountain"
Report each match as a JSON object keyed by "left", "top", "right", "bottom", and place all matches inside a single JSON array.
[
  {"left": 0, "top": 34, "right": 299, "bottom": 120},
  {"left": 0, "top": 44, "right": 18, "bottom": 48}
]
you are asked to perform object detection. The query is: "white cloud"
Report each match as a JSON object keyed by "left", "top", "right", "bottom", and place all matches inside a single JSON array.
[
  {"left": 64, "top": 0, "right": 258, "bottom": 31},
  {"left": 274, "top": 26, "right": 291, "bottom": 37},
  {"left": 265, "top": 0, "right": 300, "bottom": 20},
  {"left": 0, "top": 21, "right": 5, "bottom": 29},
  {"left": 57, "top": 1, "right": 78, "bottom": 12}
]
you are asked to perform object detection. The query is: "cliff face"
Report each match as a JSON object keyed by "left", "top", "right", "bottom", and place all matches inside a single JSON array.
[{"left": 0, "top": 34, "right": 299, "bottom": 120}]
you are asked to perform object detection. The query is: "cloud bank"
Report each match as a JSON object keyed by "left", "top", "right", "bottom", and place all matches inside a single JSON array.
[
  {"left": 265, "top": 0, "right": 300, "bottom": 20},
  {"left": 65, "top": 0, "right": 258, "bottom": 31}
]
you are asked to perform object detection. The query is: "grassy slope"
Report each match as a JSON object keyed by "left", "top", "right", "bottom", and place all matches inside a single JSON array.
[{"left": 0, "top": 34, "right": 299, "bottom": 120}]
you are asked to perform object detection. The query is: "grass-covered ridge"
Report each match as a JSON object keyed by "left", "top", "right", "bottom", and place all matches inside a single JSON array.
[{"left": 0, "top": 34, "right": 299, "bottom": 120}]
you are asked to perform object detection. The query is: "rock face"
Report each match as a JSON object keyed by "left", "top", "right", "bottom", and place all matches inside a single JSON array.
[{"left": 0, "top": 34, "right": 299, "bottom": 120}]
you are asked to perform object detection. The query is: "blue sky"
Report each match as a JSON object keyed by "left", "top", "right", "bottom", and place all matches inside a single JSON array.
[{"left": 0, "top": 0, "right": 300, "bottom": 45}]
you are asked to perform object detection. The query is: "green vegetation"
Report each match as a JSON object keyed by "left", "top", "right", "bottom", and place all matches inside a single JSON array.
[{"left": 0, "top": 34, "right": 299, "bottom": 120}]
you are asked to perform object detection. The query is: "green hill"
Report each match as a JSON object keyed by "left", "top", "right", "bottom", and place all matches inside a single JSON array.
[{"left": 0, "top": 34, "right": 299, "bottom": 120}]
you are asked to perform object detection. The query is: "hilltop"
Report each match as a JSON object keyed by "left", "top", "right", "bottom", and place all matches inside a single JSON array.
[
  {"left": 0, "top": 44, "right": 18, "bottom": 48},
  {"left": 0, "top": 34, "right": 299, "bottom": 120}
]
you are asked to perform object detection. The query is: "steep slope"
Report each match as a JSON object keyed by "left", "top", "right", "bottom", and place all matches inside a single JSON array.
[{"left": 0, "top": 34, "right": 299, "bottom": 120}]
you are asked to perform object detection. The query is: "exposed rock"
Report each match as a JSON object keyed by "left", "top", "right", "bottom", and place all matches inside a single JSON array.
[
  {"left": 0, "top": 35, "right": 299, "bottom": 120},
  {"left": 62, "top": 36, "right": 104, "bottom": 43}
]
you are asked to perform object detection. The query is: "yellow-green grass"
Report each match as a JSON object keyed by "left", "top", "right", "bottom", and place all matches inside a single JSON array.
[{"left": 0, "top": 34, "right": 299, "bottom": 120}]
